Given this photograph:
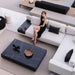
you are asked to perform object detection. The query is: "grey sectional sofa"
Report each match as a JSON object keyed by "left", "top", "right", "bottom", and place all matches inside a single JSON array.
[{"left": 1, "top": 7, "right": 75, "bottom": 75}]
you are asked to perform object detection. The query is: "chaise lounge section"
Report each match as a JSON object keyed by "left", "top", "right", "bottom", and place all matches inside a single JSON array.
[
  {"left": 30, "top": 1, "right": 75, "bottom": 26},
  {"left": 49, "top": 26, "right": 75, "bottom": 75}
]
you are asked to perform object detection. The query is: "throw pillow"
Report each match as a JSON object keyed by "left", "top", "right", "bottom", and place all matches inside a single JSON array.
[
  {"left": 49, "top": 25, "right": 60, "bottom": 34},
  {"left": 69, "top": 50, "right": 75, "bottom": 67},
  {"left": 64, "top": 49, "right": 73, "bottom": 62}
]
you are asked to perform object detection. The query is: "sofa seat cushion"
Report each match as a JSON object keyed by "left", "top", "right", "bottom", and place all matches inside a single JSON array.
[
  {"left": 39, "top": 30, "right": 65, "bottom": 46},
  {"left": 35, "top": 1, "right": 69, "bottom": 14},
  {"left": 25, "top": 25, "right": 35, "bottom": 37},
  {"left": 31, "top": 16, "right": 40, "bottom": 26},
  {"left": 26, "top": 25, "right": 65, "bottom": 46}
]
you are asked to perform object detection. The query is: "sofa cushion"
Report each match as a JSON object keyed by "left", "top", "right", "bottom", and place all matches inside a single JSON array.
[
  {"left": 48, "top": 20, "right": 66, "bottom": 33},
  {"left": 64, "top": 49, "right": 73, "bottom": 62},
  {"left": 35, "top": 1, "right": 69, "bottom": 14},
  {"left": 25, "top": 25, "right": 35, "bottom": 37},
  {"left": 66, "top": 26, "right": 75, "bottom": 36},
  {"left": 31, "top": 16, "right": 40, "bottom": 26},
  {"left": 49, "top": 25, "right": 60, "bottom": 34},
  {"left": 40, "top": 30, "right": 65, "bottom": 46},
  {"left": 26, "top": 25, "right": 65, "bottom": 46}
]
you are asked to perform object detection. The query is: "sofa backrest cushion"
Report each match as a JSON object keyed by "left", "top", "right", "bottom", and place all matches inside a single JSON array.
[
  {"left": 48, "top": 20, "right": 66, "bottom": 33},
  {"left": 35, "top": 1, "right": 69, "bottom": 14},
  {"left": 66, "top": 26, "right": 75, "bottom": 36},
  {"left": 31, "top": 16, "right": 40, "bottom": 26}
]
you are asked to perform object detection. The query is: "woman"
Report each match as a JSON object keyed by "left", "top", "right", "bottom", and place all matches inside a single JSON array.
[{"left": 32, "top": 11, "right": 47, "bottom": 45}]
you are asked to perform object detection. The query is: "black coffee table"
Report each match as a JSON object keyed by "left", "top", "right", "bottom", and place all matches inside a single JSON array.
[{"left": 1, "top": 39, "right": 47, "bottom": 71}]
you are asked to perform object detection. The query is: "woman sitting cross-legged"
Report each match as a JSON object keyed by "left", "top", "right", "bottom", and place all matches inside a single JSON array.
[{"left": 32, "top": 11, "right": 47, "bottom": 45}]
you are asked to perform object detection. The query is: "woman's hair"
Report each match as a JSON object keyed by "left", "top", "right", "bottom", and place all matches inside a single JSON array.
[
  {"left": 41, "top": 11, "right": 46, "bottom": 15},
  {"left": 41, "top": 11, "right": 46, "bottom": 19}
]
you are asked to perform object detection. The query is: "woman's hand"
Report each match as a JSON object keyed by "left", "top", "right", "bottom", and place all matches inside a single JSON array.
[{"left": 40, "top": 25, "right": 44, "bottom": 27}]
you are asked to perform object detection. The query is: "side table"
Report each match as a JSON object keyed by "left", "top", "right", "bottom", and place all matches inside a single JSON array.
[{"left": 19, "top": 0, "right": 36, "bottom": 8}]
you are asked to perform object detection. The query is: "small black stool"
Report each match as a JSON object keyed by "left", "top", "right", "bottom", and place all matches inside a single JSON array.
[{"left": 0, "top": 16, "right": 6, "bottom": 30}]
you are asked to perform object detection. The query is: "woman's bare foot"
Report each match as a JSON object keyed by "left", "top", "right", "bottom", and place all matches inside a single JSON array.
[
  {"left": 31, "top": 37, "right": 34, "bottom": 41},
  {"left": 34, "top": 41, "right": 36, "bottom": 45}
]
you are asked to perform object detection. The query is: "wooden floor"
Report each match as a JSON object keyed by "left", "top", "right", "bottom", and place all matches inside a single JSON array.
[
  {"left": 0, "top": 68, "right": 14, "bottom": 75},
  {"left": 20, "top": 0, "right": 36, "bottom": 8},
  {"left": 66, "top": 7, "right": 75, "bottom": 17}
]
